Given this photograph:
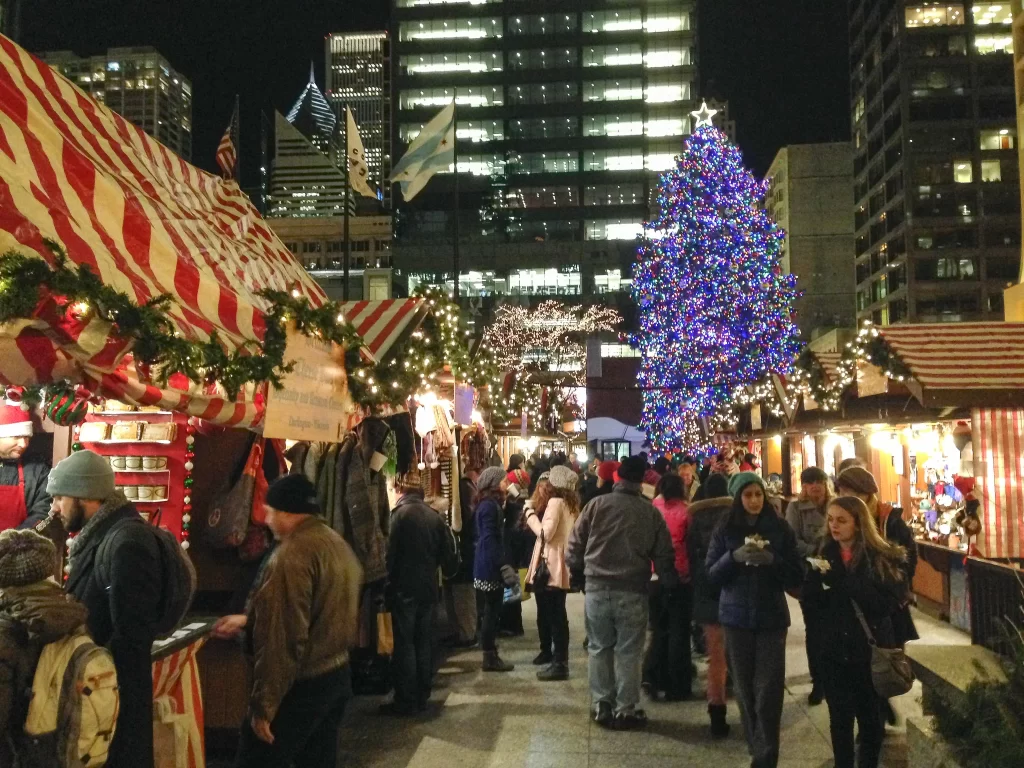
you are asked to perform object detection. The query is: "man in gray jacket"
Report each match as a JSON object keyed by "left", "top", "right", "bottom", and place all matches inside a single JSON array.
[{"left": 567, "top": 456, "right": 677, "bottom": 730}]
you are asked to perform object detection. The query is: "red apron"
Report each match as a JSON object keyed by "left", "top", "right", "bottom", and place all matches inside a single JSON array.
[{"left": 0, "top": 464, "right": 28, "bottom": 530}]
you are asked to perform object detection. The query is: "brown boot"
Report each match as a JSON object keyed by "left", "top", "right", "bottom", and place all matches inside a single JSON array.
[{"left": 482, "top": 650, "right": 514, "bottom": 672}]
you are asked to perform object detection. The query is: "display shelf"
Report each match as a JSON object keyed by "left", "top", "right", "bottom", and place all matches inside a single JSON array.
[
  {"left": 90, "top": 410, "right": 173, "bottom": 416},
  {"left": 132, "top": 497, "right": 170, "bottom": 504},
  {"left": 114, "top": 468, "right": 171, "bottom": 474},
  {"left": 85, "top": 439, "right": 175, "bottom": 445}
]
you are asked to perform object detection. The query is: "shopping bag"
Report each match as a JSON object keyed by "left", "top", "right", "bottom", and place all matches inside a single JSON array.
[
  {"left": 377, "top": 611, "right": 394, "bottom": 656},
  {"left": 519, "top": 567, "right": 532, "bottom": 602},
  {"left": 204, "top": 437, "right": 263, "bottom": 549},
  {"left": 503, "top": 582, "right": 523, "bottom": 604}
]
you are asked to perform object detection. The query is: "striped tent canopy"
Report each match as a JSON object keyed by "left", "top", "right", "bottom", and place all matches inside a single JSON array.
[
  {"left": 877, "top": 323, "right": 1024, "bottom": 407},
  {"left": 0, "top": 35, "right": 330, "bottom": 426},
  {"left": 814, "top": 352, "right": 844, "bottom": 385},
  {"left": 341, "top": 299, "right": 427, "bottom": 363}
]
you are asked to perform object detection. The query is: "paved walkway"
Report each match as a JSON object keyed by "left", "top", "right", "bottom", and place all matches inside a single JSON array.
[{"left": 334, "top": 595, "right": 966, "bottom": 768}]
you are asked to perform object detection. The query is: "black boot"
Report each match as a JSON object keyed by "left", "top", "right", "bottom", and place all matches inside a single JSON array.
[
  {"left": 808, "top": 683, "right": 824, "bottom": 706},
  {"left": 536, "top": 662, "right": 569, "bottom": 681},
  {"left": 482, "top": 650, "right": 514, "bottom": 672},
  {"left": 709, "top": 704, "right": 730, "bottom": 739},
  {"left": 533, "top": 650, "right": 553, "bottom": 665}
]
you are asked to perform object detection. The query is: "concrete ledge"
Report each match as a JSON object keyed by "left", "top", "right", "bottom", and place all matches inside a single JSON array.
[
  {"left": 905, "top": 644, "right": 1007, "bottom": 713},
  {"left": 907, "top": 717, "right": 965, "bottom": 768}
]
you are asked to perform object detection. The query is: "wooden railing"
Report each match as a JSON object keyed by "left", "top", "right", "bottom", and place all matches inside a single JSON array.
[{"left": 967, "top": 557, "right": 1024, "bottom": 655}]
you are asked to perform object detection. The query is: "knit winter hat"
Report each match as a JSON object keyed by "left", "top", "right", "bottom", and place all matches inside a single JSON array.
[
  {"left": 548, "top": 465, "right": 578, "bottom": 492},
  {"left": 836, "top": 466, "right": 879, "bottom": 496},
  {"left": 597, "top": 460, "right": 620, "bottom": 482},
  {"left": 0, "top": 529, "right": 56, "bottom": 587},
  {"left": 265, "top": 474, "right": 320, "bottom": 515},
  {"left": 46, "top": 450, "right": 115, "bottom": 500},
  {"left": 477, "top": 466, "right": 507, "bottom": 493},
  {"left": 704, "top": 472, "right": 730, "bottom": 498},
  {"left": 727, "top": 471, "right": 765, "bottom": 499},
  {"left": 0, "top": 403, "right": 33, "bottom": 439},
  {"left": 618, "top": 456, "right": 647, "bottom": 484}
]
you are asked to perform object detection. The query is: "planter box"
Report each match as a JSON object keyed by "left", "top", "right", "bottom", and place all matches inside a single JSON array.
[{"left": 908, "top": 717, "right": 966, "bottom": 768}]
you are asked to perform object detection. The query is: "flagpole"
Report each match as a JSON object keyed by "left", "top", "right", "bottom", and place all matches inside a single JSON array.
[
  {"left": 233, "top": 94, "right": 240, "bottom": 183},
  {"left": 452, "top": 101, "right": 460, "bottom": 303},
  {"left": 343, "top": 105, "right": 351, "bottom": 301}
]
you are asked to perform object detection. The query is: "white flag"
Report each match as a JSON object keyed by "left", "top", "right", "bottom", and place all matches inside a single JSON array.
[
  {"left": 390, "top": 101, "right": 455, "bottom": 202},
  {"left": 346, "top": 107, "right": 378, "bottom": 200}
]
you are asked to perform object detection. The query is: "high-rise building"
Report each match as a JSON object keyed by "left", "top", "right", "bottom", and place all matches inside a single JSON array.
[
  {"left": 766, "top": 143, "right": 857, "bottom": 337},
  {"left": 268, "top": 111, "right": 349, "bottom": 218},
  {"left": 390, "top": 0, "right": 704, "bottom": 308},
  {"left": 1, "top": 0, "right": 21, "bottom": 41},
  {"left": 850, "top": 2, "right": 1021, "bottom": 325},
  {"left": 39, "top": 47, "right": 192, "bottom": 160},
  {"left": 326, "top": 32, "right": 391, "bottom": 209}
]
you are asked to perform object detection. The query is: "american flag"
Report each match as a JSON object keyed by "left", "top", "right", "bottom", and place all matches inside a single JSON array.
[{"left": 216, "top": 98, "right": 238, "bottom": 179}]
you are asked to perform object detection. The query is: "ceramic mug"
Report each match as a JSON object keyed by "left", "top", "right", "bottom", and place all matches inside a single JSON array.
[
  {"left": 123, "top": 486, "right": 139, "bottom": 500},
  {"left": 151, "top": 485, "right": 168, "bottom": 500},
  {"left": 142, "top": 456, "right": 160, "bottom": 470},
  {"left": 125, "top": 455, "right": 143, "bottom": 470},
  {"left": 137, "top": 486, "right": 155, "bottom": 500},
  {"left": 111, "top": 456, "right": 127, "bottom": 471},
  {"left": 154, "top": 456, "right": 168, "bottom": 470}
]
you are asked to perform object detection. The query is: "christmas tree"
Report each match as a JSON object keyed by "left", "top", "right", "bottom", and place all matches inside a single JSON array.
[{"left": 631, "top": 103, "right": 801, "bottom": 452}]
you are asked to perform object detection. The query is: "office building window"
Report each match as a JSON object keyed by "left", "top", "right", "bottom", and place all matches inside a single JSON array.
[
  {"left": 981, "top": 159, "right": 1002, "bottom": 182},
  {"left": 646, "top": 113, "right": 689, "bottom": 136},
  {"left": 586, "top": 219, "right": 643, "bottom": 240},
  {"left": 645, "top": 8, "right": 690, "bottom": 32},
  {"left": 508, "top": 48, "right": 577, "bottom": 70},
  {"left": 915, "top": 256, "right": 977, "bottom": 280},
  {"left": 401, "top": 52, "right": 502, "bottom": 75},
  {"left": 972, "top": 3, "right": 1013, "bottom": 25},
  {"left": 645, "top": 42, "right": 690, "bottom": 68},
  {"left": 509, "top": 82, "right": 578, "bottom": 105},
  {"left": 398, "top": 0, "right": 500, "bottom": 5},
  {"left": 953, "top": 160, "right": 973, "bottom": 183},
  {"left": 508, "top": 268, "right": 582, "bottom": 296},
  {"left": 401, "top": 120, "right": 504, "bottom": 144},
  {"left": 453, "top": 154, "right": 505, "bottom": 176},
  {"left": 399, "top": 18, "right": 502, "bottom": 41},
  {"left": 975, "top": 34, "right": 1013, "bottom": 54},
  {"left": 905, "top": 5, "right": 964, "bottom": 27},
  {"left": 506, "top": 186, "right": 577, "bottom": 209},
  {"left": 583, "top": 45, "right": 642, "bottom": 67},
  {"left": 583, "top": 113, "right": 643, "bottom": 137},
  {"left": 594, "top": 271, "right": 633, "bottom": 295},
  {"left": 584, "top": 184, "right": 645, "bottom": 206},
  {"left": 980, "top": 128, "right": 1015, "bottom": 149},
  {"left": 583, "top": 9, "right": 642, "bottom": 33},
  {"left": 647, "top": 143, "right": 679, "bottom": 171},
  {"left": 508, "top": 14, "right": 577, "bottom": 36},
  {"left": 583, "top": 79, "right": 643, "bottom": 102},
  {"left": 601, "top": 343, "right": 641, "bottom": 358},
  {"left": 400, "top": 85, "right": 503, "bottom": 109},
  {"left": 511, "top": 151, "right": 579, "bottom": 174},
  {"left": 646, "top": 74, "right": 689, "bottom": 104},
  {"left": 509, "top": 117, "right": 578, "bottom": 140},
  {"left": 584, "top": 149, "right": 644, "bottom": 171}
]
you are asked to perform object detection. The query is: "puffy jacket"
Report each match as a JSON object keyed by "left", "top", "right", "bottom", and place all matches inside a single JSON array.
[
  {"left": 248, "top": 517, "right": 364, "bottom": 721},
  {"left": 0, "top": 580, "right": 88, "bottom": 759},
  {"left": 706, "top": 509, "right": 802, "bottom": 631},
  {"left": 567, "top": 481, "right": 677, "bottom": 594},
  {"left": 473, "top": 497, "right": 506, "bottom": 583},
  {"left": 686, "top": 496, "right": 731, "bottom": 624},
  {"left": 784, "top": 499, "right": 827, "bottom": 557},
  {"left": 653, "top": 496, "right": 690, "bottom": 581},
  {"left": 802, "top": 541, "right": 906, "bottom": 665},
  {"left": 526, "top": 498, "right": 573, "bottom": 590}
]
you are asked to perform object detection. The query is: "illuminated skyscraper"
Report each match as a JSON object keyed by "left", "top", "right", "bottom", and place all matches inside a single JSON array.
[{"left": 39, "top": 47, "right": 192, "bottom": 161}]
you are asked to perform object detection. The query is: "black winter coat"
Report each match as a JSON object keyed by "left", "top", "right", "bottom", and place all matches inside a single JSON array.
[
  {"left": 802, "top": 541, "right": 906, "bottom": 666},
  {"left": 879, "top": 506, "right": 920, "bottom": 644},
  {"left": 686, "top": 496, "right": 732, "bottom": 624},
  {"left": 706, "top": 509, "right": 802, "bottom": 631},
  {"left": 451, "top": 477, "right": 477, "bottom": 584},
  {"left": 65, "top": 499, "right": 162, "bottom": 768},
  {"left": 387, "top": 492, "right": 460, "bottom": 604}
]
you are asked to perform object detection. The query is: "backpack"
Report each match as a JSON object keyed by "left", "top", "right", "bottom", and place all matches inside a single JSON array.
[
  {"left": 21, "top": 632, "right": 119, "bottom": 767},
  {"left": 98, "top": 516, "right": 197, "bottom": 636}
]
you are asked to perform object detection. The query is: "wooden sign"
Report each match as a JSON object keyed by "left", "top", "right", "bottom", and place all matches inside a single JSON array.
[
  {"left": 263, "top": 325, "right": 354, "bottom": 442},
  {"left": 856, "top": 361, "right": 889, "bottom": 398}
]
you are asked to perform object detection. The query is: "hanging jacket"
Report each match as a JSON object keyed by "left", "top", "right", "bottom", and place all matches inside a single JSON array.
[
  {"left": 706, "top": 509, "right": 803, "bottom": 631},
  {"left": 337, "top": 419, "right": 392, "bottom": 584},
  {"left": 686, "top": 496, "right": 732, "bottom": 624}
]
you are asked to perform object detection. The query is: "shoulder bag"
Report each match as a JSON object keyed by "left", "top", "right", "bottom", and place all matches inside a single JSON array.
[
  {"left": 527, "top": 531, "right": 551, "bottom": 593},
  {"left": 850, "top": 599, "right": 915, "bottom": 699}
]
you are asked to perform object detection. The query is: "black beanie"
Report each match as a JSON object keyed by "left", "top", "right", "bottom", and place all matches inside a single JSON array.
[
  {"left": 618, "top": 456, "right": 647, "bottom": 483},
  {"left": 265, "top": 474, "right": 320, "bottom": 515}
]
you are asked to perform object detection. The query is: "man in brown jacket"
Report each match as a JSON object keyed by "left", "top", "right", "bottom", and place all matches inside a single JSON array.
[{"left": 213, "top": 474, "right": 363, "bottom": 768}]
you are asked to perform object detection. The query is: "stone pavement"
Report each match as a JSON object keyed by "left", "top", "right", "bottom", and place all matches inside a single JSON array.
[{"left": 333, "top": 595, "right": 967, "bottom": 768}]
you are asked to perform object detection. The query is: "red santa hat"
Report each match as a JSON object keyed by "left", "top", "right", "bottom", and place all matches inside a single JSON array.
[{"left": 0, "top": 403, "right": 33, "bottom": 439}]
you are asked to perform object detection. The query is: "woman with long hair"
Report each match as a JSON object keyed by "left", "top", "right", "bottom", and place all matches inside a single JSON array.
[
  {"left": 706, "top": 473, "right": 803, "bottom": 768},
  {"left": 686, "top": 472, "right": 733, "bottom": 738},
  {"left": 784, "top": 466, "right": 834, "bottom": 706},
  {"left": 803, "top": 496, "right": 908, "bottom": 768},
  {"left": 524, "top": 466, "right": 579, "bottom": 681},
  {"left": 473, "top": 466, "right": 515, "bottom": 672},
  {"left": 643, "top": 473, "right": 694, "bottom": 701}
]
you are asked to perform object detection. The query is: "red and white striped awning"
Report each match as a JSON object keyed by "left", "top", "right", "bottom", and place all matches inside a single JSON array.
[
  {"left": 878, "top": 323, "right": 1024, "bottom": 392},
  {"left": 341, "top": 299, "right": 427, "bottom": 363},
  {"left": 814, "top": 352, "right": 843, "bottom": 384},
  {"left": 0, "top": 35, "right": 327, "bottom": 427}
]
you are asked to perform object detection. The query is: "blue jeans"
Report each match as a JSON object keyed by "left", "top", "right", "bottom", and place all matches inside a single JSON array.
[{"left": 585, "top": 589, "right": 649, "bottom": 715}]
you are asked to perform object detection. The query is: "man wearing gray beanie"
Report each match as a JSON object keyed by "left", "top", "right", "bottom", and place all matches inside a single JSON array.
[{"left": 48, "top": 449, "right": 163, "bottom": 768}]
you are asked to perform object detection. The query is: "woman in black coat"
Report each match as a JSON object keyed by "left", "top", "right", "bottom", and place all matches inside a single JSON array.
[{"left": 803, "top": 495, "right": 908, "bottom": 768}]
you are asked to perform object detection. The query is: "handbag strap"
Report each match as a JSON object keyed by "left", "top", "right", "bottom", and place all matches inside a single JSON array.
[{"left": 849, "top": 599, "right": 878, "bottom": 647}]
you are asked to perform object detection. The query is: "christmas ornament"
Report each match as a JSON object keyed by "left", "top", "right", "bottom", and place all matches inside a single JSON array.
[{"left": 43, "top": 386, "right": 89, "bottom": 426}]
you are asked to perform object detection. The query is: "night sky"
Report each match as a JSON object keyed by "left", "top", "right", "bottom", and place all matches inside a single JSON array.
[{"left": 20, "top": 0, "right": 849, "bottom": 179}]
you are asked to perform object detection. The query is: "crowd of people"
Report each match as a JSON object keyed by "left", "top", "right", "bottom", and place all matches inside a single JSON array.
[{"left": 0, "top": 413, "right": 919, "bottom": 768}]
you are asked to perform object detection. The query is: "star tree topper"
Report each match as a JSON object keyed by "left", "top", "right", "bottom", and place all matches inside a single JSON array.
[{"left": 690, "top": 100, "right": 718, "bottom": 128}]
